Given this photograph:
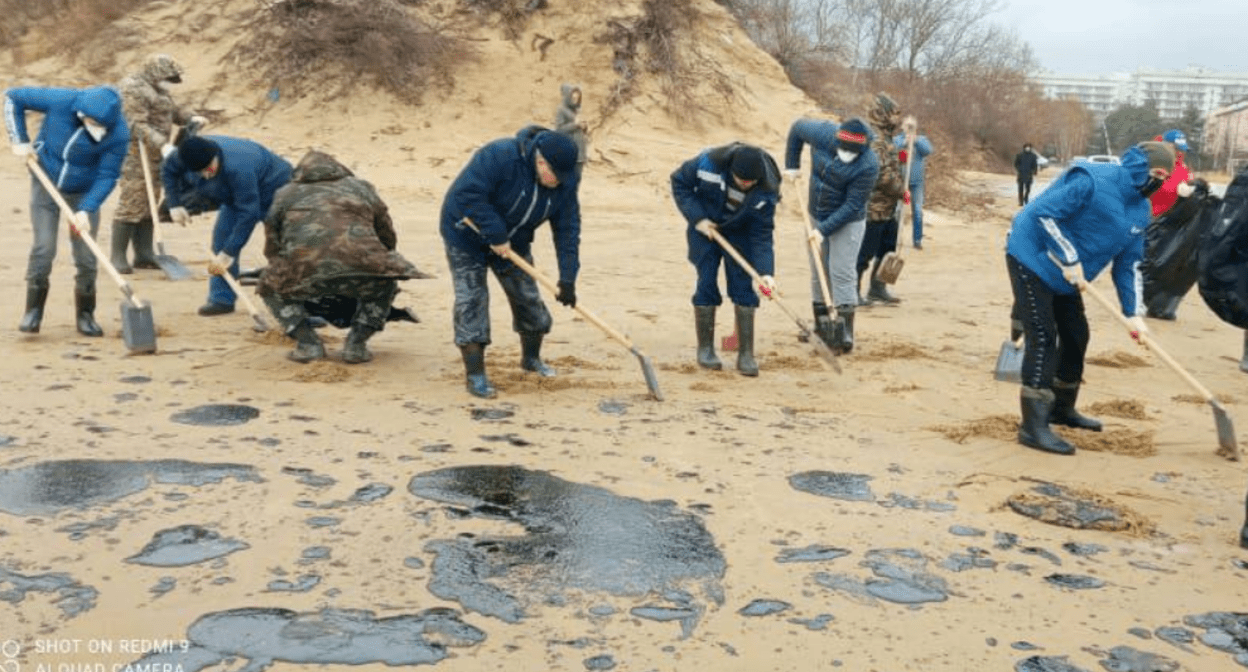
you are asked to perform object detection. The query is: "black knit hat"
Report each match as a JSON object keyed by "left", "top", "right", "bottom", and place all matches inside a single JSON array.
[
  {"left": 535, "top": 131, "right": 578, "bottom": 185},
  {"left": 730, "top": 146, "right": 767, "bottom": 182},
  {"left": 836, "top": 118, "right": 870, "bottom": 154},
  {"left": 179, "top": 136, "right": 219, "bottom": 172}
]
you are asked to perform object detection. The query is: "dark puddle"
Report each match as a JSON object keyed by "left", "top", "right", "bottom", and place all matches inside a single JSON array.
[
  {"left": 1015, "top": 655, "right": 1089, "bottom": 671},
  {"left": 1092, "top": 645, "right": 1179, "bottom": 671},
  {"left": 126, "top": 524, "right": 249, "bottom": 566},
  {"left": 814, "top": 548, "right": 949, "bottom": 606},
  {"left": 0, "top": 566, "right": 98, "bottom": 618},
  {"left": 131, "top": 607, "right": 485, "bottom": 671},
  {"left": 170, "top": 404, "right": 261, "bottom": 427},
  {"left": 409, "top": 465, "right": 725, "bottom": 631},
  {"left": 1008, "top": 482, "right": 1144, "bottom": 532},
  {"left": 775, "top": 545, "right": 851, "bottom": 563},
  {"left": 0, "top": 459, "right": 261, "bottom": 516},
  {"left": 788, "top": 471, "right": 874, "bottom": 502}
]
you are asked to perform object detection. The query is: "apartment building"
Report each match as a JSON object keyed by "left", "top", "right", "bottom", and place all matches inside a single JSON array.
[{"left": 1034, "top": 67, "right": 1248, "bottom": 121}]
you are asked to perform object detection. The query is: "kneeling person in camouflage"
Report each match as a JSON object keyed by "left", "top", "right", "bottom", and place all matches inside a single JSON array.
[{"left": 257, "top": 150, "right": 428, "bottom": 363}]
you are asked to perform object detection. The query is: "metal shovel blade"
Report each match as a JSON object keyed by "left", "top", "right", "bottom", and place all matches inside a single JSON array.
[
  {"left": 119, "top": 299, "right": 157, "bottom": 354},
  {"left": 994, "top": 339, "right": 1024, "bottom": 382},
  {"left": 1211, "top": 399, "right": 1240, "bottom": 461},
  {"left": 635, "top": 351, "right": 664, "bottom": 401},
  {"left": 876, "top": 252, "right": 904, "bottom": 284},
  {"left": 155, "top": 245, "right": 194, "bottom": 281}
]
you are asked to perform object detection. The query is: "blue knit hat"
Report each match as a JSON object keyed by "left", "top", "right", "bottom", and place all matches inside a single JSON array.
[
  {"left": 535, "top": 131, "right": 578, "bottom": 185},
  {"left": 178, "top": 136, "right": 219, "bottom": 172}
]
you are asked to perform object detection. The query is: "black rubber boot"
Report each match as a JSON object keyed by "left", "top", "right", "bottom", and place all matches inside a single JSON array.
[
  {"left": 1050, "top": 379, "right": 1102, "bottom": 431},
  {"left": 341, "top": 325, "right": 376, "bottom": 364},
  {"left": 694, "top": 305, "right": 722, "bottom": 370},
  {"left": 519, "top": 331, "right": 556, "bottom": 377},
  {"left": 1018, "top": 386, "right": 1075, "bottom": 455},
  {"left": 286, "top": 322, "right": 325, "bottom": 362},
  {"left": 110, "top": 221, "right": 135, "bottom": 274},
  {"left": 735, "top": 305, "right": 758, "bottom": 377},
  {"left": 131, "top": 218, "right": 160, "bottom": 270},
  {"left": 460, "top": 343, "right": 497, "bottom": 398},
  {"left": 812, "top": 302, "right": 836, "bottom": 348},
  {"left": 868, "top": 276, "right": 901, "bottom": 304},
  {"left": 834, "top": 304, "right": 855, "bottom": 354},
  {"left": 75, "top": 289, "right": 103, "bottom": 337},
  {"left": 19, "top": 281, "right": 49, "bottom": 333},
  {"left": 856, "top": 270, "right": 870, "bottom": 306}
]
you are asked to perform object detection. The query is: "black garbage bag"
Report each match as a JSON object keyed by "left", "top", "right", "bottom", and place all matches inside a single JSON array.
[
  {"left": 1141, "top": 188, "right": 1217, "bottom": 320},
  {"left": 303, "top": 294, "right": 420, "bottom": 329},
  {"left": 1197, "top": 168, "right": 1248, "bottom": 329}
]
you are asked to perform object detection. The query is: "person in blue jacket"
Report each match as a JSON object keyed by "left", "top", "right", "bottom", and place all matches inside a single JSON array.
[
  {"left": 161, "top": 135, "right": 292, "bottom": 316},
  {"left": 440, "top": 126, "right": 581, "bottom": 399},
  {"left": 784, "top": 116, "right": 879, "bottom": 354},
  {"left": 894, "top": 130, "right": 933, "bottom": 249},
  {"left": 672, "top": 142, "right": 780, "bottom": 377},
  {"left": 1005, "top": 141, "right": 1175, "bottom": 456},
  {"left": 5, "top": 85, "right": 130, "bottom": 337}
]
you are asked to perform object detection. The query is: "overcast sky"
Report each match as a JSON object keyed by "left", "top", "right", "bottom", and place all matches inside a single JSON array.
[{"left": 992, "top": 0, "right": 1244, "bottom": 75}]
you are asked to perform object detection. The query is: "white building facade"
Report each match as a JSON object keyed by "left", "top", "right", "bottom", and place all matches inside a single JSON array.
[{"left": 1033, "top": 68, "right": 1248, "bottom": 121}]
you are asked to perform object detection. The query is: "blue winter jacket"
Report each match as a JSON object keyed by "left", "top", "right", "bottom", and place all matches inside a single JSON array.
[
  {"left": 671, "top": 142, "right": 780, "bottom": 276},
  {"left": 4, "top": 86, "right": 130, "bottom": 213},
  {"left": 440, "top": 126, "right": 581, "bottom": 285},
  {"left": 784, "top": 118, "right": 879, "bottom": 236},
  {"left": 161, "top": 135, "right": 293, "bottom": 258},
  {"left": 1006, "top": 145, "right": 1154, "bottom": 317},
  {"left": 893, "top": 133, "right": 932, "bottom": 188}
]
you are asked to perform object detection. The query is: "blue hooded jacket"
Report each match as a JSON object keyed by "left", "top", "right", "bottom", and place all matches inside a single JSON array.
[
  {"left": 893, "top": 133, "right": 932, "bottom": 188},
  {"left": 440, "top": 126, "right": 581, "bottom": 285},
  {"left": 4, "top": 86, "right": 130, "bottom": 213},
  {"left": 160, "top": 135, "right": 293, "bottom": 258},
  {"left": 1006, "top": 145, "right": 1154, "bottom": 317},
  {"left": 784, "top": 118, "right": 879, "bottom": 236}
]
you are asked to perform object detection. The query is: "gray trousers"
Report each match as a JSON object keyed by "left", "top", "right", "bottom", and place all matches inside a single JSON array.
[
  {"left": 263, "top": 276, "right": 398, "bottom": 335},
  {"left": 809, "top": 218, "right": 865, "bottom": 307},
  {"left": 27, "top": 176, "right": 100, "bottom": 292},
  {"left": 445, "top": 242, "right": 552, "bottom": 346}
]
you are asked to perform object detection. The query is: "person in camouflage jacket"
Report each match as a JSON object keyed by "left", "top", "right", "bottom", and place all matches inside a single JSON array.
[
  {"left": 112, "top": 54, "right": 202, "bottom": 273},
  {"left": 857, "top": 93, "right": 909, "bottom": 305},
  {"left": 257, "top": 150, "right": 429, "bottom": 364}
]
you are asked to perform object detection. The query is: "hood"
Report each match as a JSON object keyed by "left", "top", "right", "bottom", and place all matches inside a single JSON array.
[
  {"left": 1118, "top": 145, "right": 1154, "bottom": 191},
  {"left": 141, "top": 54, "right": 183, "bottom": 86},
  {"left": 73, "top": 87, "right": 124, "bottom": 130},
  {"left": 291, "top": 150, "right": 354, "bottom": 183},
  {"left": 560, "top": 83, "right": 581, "bottom": 112}
]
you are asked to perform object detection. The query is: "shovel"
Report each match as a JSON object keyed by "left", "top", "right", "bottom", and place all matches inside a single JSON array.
[
  {"left": 26, "top": 155, "right": 157, "bottom": 354},
  {"left": 993, "top": 336, "right": 1024, "bottom": 382},
  {"left": 463, "top": 219, "right": 663, "bottom": 400},
  {"left": 138, "top": 142, "right": 193, "bottom": 280},
  {"left": 1080, "top": 278, "right": 1239, "bottom": 461},
  {"left": 876, "top": 122, "right": 917, "bottom": 285},
  {"left": 203, "top": 243, "right": 271, "bottom": 333},
  {"left": 793, "top": 179, "right": 842, "bottom": 347},
  {"left": 703, "top": 226, "right": 841, "bottom": 372}
]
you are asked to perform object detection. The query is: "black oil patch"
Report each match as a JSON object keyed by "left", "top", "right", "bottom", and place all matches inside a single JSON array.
[
  {"left": 125, "top": 524, "right": 249, "bottom": 566},
  {"left": 1183, "top": 611, "right": 1248, "bottom": 664},
  {"left": 350, "top": 483, "right": 393, "bottom": 503},
  {"left": 1063, "top": 542, "right": 1108, "bottom": 557},
  {"left": 282, "top": 466, "right": 336, "bottom": 488},
  {"left": 1044, "top": 574, "right": 1105, "bottom": 590},
  {"left": 1007, "top": 482, "right": 1149, "bottom": 533},
  {"left": 129, "top": 607, "right": 485, "bottom": 671},
  {"left": 788, "top": 471, "right": 875, "bottom": 502},
  {"left": 775, "top": 545, "right": 851, "bottom": 563},
  {"left": 949, "top": 525, "right": 986, "bottom": 537},
  {"left": 814, "top": 548, "right": 949, "bottom": 605},
  {"left": 170, "top": 404, "right": 261, "bottom": 426},
  {"left": 1014, "top": 655, "right": 1090, "bottom": 672},
  {"left": 0, "top": 459, "right": 261, "bottom": 516},
  {"left": 942, "top": 549, "right": 997, "bottom": 572},
  {"left": 584, "top": 654, "right": 617, "bottom": 670},
  {"left": 410, "top": 465, "right": 725, "bottom": 629},
  {"left": 0, "top": 566, "right": 98, "bottom": 618},
  {"left": 470, "top": 408, "right": 514, "bottom": 421},
  {"left": 1153, "top": 626, "right": 1195, "bottom": 652},
  {"left": 738, "top": 599, "right": 791, "bottom": 616},
  {"left": 0, "top": 435, "right": 16, "bottom": 448},
  {"left": 789, "top": 613, "right": 835, "bottom": 631},
  {"left": 598, "top": 400, "right": 629, "bottom": 415},
  {"left": 1094, "top": 645, "right": 1179, "bottom": 672},
  {"left": 266, "top": 574, "right": 321, "bottom": 592},
  {"left": 629, "top": 605, "right": 702, "bottom": 639}
]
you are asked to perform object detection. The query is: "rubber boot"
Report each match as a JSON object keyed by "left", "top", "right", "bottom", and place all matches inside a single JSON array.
[
  {"left": 694, "top": 305, "right": 722, "bottom": 370},
  {"left": 1018, "top": 386, "right": 1075, "bottom": 455},
  {"left": 341, "top": 325, "right": 376, "bottom": 364},
  {"left": 834, "top": 304, "right": 855, "bottom": 354},
  {"left": 460, "top": 343, "right": 497, "bottom": 398},
  {"left": 1050, "top": 379, "right": 1102, "bottom": 431},
  {"left": 812, "top": 302, "right": 836, "bottom": 348},
  {"left": 287, "top": 321, "right": 326, "bottom": 363},
  {"left": 75, "top": 289, "right": 103, "bottom": 337},
  {"left": 110, "top": 221, "right": 135, "bottom": 274},
  {"left": 1240, "top": 331, "right": 1248, "bottom": 375},
  {"left": 131, "top": 218, "right": 160, "bottom": 270},
  {"left": 856, "top": 270, "right": 870, "bottom": 306},
  {"left": 735, "top": 305, "right": 758, "bottom": 377},
  {"left": 19, "top": 281, "right": 49, "bottom": 333},
  {"left": 868, "top": 276, "right": 901, "bottom": 304},
  {"left": 519, "top": 331, "right": 556, "bottom": 377}
]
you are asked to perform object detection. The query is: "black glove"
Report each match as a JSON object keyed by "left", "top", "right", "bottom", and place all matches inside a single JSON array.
[
  {"left": 556, "top": 281, "right": 576, "bottom": 308},
  {"left": 1193, "top": 177, "right": 1210, "bottom": 195}
]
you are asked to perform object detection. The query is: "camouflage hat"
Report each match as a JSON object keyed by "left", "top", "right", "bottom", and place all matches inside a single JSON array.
[
  {"left": 869, "top": 93, "right": 901, "bottom": 128},
  {"left": 144, "top": 54, "right": 183, "bottom": 84}
]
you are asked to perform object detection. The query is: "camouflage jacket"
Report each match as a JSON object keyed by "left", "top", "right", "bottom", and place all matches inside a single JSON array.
[
  {"left": 117, "top": 64, "right": 193, "bottom": 151},
  {"left": 866, "top": 121, "right": 906, "bottom": 221},
  {"left": 257, "top": 151, "right": 428, "bottom": 298}
]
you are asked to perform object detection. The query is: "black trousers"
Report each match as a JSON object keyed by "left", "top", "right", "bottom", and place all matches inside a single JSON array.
[
  {"left": 1017, "top": 178, "right": 1033, "bottom": 205},
  {"left": 1006, "top": 254, "right": 1089, "bottom": 389},
  {"left": 857, "top": 217, "right": 898, "bottom": 276}
]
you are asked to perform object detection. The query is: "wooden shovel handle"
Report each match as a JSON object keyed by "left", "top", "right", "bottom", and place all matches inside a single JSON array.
[
  {"left": 790, "top": 179, "right": 837, "bottom": 319},
  {"left": 202, "top": 243, "right": 270, "bottom": 330},
  {"left": 26, "top": 155, "right": 145, "bottom": 309},
  {"left": 137, "top": 141, "right": 167, "bottom": 245}
]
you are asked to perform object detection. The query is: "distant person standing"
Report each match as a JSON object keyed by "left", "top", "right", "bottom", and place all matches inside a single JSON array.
[
  {"left": 553, "top": 83, "right": 588, "bottom": 180},
  {"left": 1014, "top": 143, "right": 1039, "bottom": 206},
  {"left": 894, "top": 129, "right": 932, "bottom": 249}
]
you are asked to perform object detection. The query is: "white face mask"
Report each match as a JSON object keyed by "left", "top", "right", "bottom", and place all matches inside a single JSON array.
[
  {"left": 77, "top": 112, "right": 107, "bottom": 141},
  {"left": 837, "top": 149, "right": 859, "bottom": 164}
]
